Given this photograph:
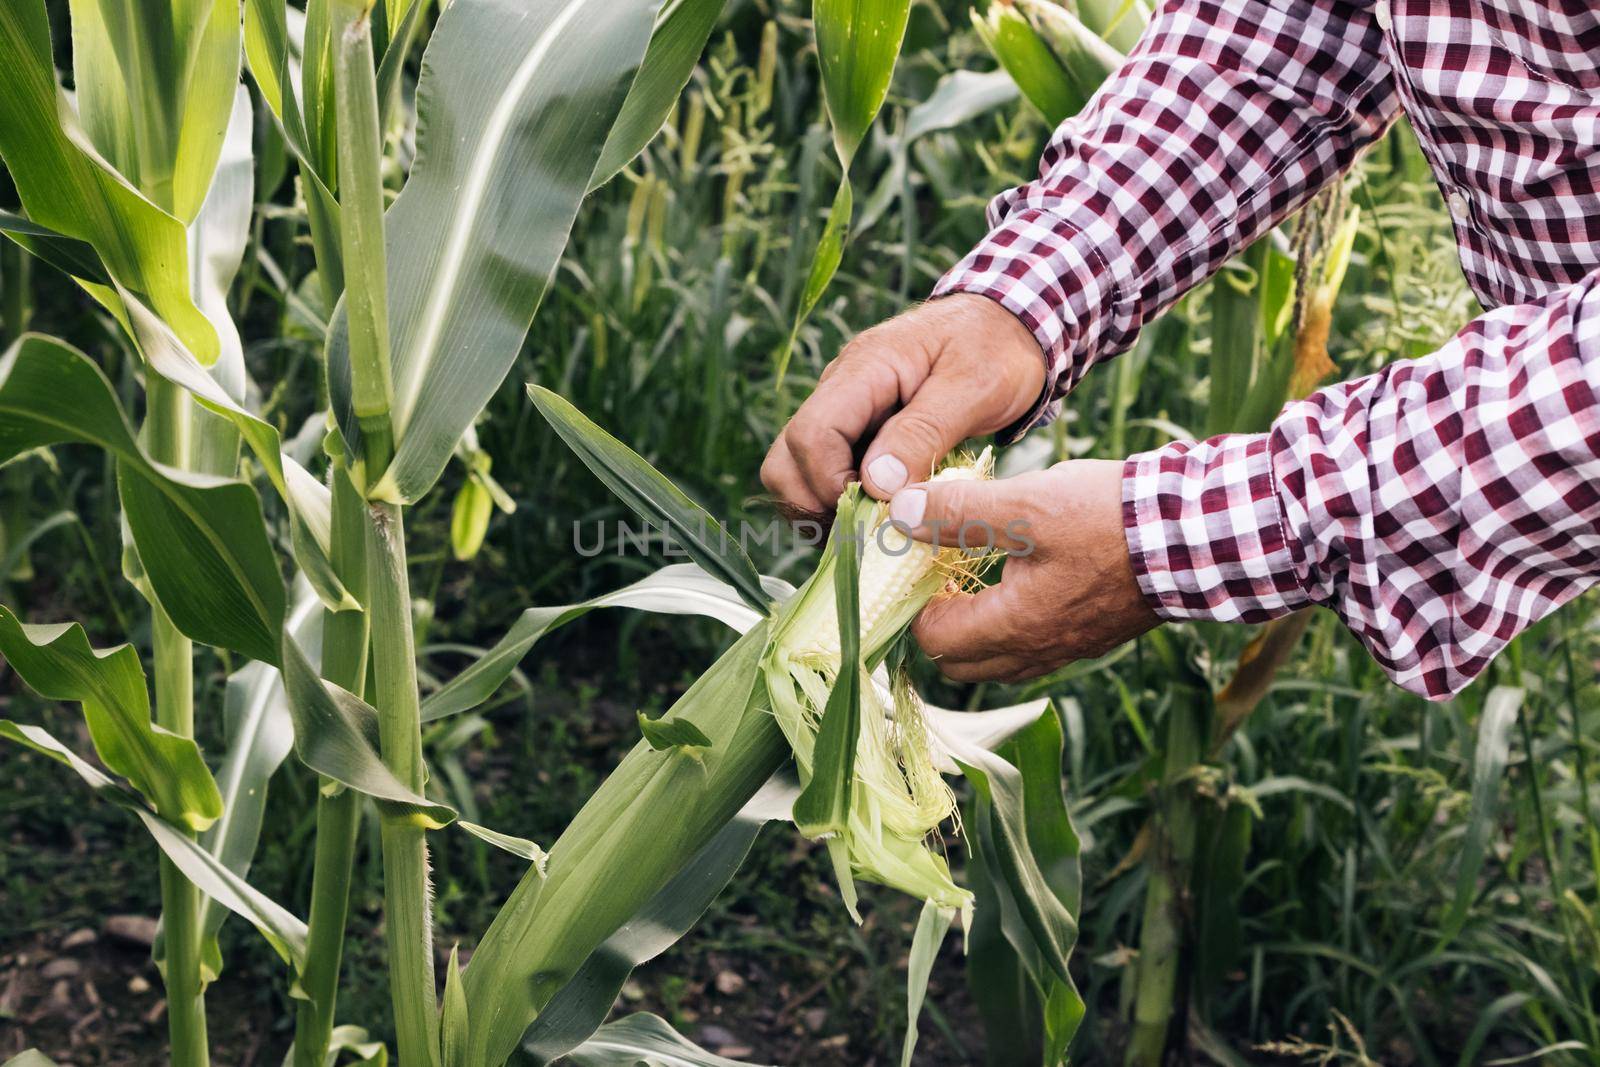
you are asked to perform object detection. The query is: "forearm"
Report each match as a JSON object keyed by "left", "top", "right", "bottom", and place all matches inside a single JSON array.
[
  {"left": 938, "top": 0, "right": 1398, "bottom": 432},
  {"left": 1125, "top": 269, "right": 1600, "bottom": 698}
]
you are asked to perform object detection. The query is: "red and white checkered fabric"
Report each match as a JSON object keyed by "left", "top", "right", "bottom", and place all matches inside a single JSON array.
[{"left": 935, "top": 0, "right": 1600, "bottom": 697}]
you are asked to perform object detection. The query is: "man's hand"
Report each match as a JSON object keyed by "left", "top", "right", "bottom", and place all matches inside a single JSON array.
[
  {"left": 761, "top": 294, "right": 1046, "bottom": 514},
  {"left": 888, "top": 459, "right": 1160, "bottom": 682}
]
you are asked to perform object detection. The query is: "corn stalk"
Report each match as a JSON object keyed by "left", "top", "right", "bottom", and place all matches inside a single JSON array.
[
  {"left": 1125, "top": 645, "right": 1206, "bottom": 1067},
  {"left": 291, "top": 459, "right": 370, "bottom": 1066},
  {"left": 144, "top": 375, "right": 209, "bottom": 1066},
  {"left": 325, "top": 4, "right": 442, "bottom": 1061}
]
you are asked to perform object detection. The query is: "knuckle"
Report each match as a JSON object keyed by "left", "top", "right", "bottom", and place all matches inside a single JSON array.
[
  {"left": 785, "top": 418, "right": 827, "bottom": 463},
  {"left": 838, "top": 331, "right": 890, "bottom": 367},
  {"left": 760, "top": 451, "right": 787, "bottom": 493}
]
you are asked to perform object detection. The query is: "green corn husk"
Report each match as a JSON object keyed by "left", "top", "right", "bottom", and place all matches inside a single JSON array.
[
  {"left": 974, "top": 3, "right": 1083, "bottom": 126},
  {"left": 1019, "top": 0, "right": 1128, "bottom": 105},
  {"left": 1061, "top": 0, "right": 1150, "bottom": 53},
  {"left": 762, "top": 455, "right": 995, "bottom": 917},
  {"left": 975, "top": 0, "right": 1132, "bottom": 126}
]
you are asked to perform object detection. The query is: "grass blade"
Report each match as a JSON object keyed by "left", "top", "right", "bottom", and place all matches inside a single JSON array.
[{"left": 1438, "top": 686, "right": 1522, "bottom": 949}]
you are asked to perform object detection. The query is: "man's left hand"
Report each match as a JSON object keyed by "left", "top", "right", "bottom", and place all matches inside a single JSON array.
[{"left": 888, "top": 459, "right": 1160, "bottom": 681}]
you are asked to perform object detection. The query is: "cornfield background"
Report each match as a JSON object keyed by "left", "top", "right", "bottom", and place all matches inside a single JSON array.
[{"left": 2, "top": 0, "right": 1597, "bottom": 1065}]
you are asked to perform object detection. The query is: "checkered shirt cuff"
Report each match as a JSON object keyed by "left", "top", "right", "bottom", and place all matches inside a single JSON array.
[{"left": 1122, "top": 433, "right": 1314, "bottom": 623}]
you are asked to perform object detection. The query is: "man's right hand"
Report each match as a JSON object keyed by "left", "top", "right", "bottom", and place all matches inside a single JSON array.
[{"left": 761, "top": 293, "right": 1048, "bottom": 514}]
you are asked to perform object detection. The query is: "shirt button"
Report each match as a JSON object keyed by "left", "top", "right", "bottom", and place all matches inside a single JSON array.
[
  {"left": 1375, "top": 0, "right": 1391, "bottom": 31},
  {"left": 1447, "top": 190, "right": 1470, "bottom": 221}
]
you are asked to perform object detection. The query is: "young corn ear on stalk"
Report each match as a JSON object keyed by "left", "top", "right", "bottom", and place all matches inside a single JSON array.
[
  {"left": 765, "top": 451, "right": 994, "bottom": 917},
  {"left": 464, "top": 450, "right": 996, "bottom": 1064},
  {"left": 974, "top": 0, "right": 1132, "bottom": 125}
]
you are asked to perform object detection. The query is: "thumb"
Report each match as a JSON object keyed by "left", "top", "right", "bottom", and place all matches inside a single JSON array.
[
  {"left": 886, "top": 474, "right": 1039, "bottom": 554},
  {"left": 859, "top": 373, "right": 986, "bottom": 501}
]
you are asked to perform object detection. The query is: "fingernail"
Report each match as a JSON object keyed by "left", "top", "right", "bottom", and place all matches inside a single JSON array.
[
  {"left": 889, "top": 487, "right": 926, "bottom": 528},
  {"left": 866, "top": 454, "right": 907, "bottom": 493}
]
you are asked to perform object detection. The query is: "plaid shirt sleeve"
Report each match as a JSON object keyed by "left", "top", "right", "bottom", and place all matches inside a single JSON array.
[
  {"left": 932, "top": 0, "right": 1398, "bottom": 432},
  {"left": 1126, "top": 269, "right": 1600, "bottom": 699}
]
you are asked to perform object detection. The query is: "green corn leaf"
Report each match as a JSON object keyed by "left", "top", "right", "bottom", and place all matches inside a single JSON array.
[
  {"left": 778, "top": 177, "right": 852, "bottom": 384},
  {"left": 457, "top": 821, "right": 548, "bottom": 866},
  {"left": 638, "top": 711, "right": 714, "bottom": 755},
  {"left": 0, "top": 721, "right": 307, "bottom": 970},
  {"left": 422, "top": 564, "right": 792, "bottom": 722},
  {"left": 792, "top": 487, "right": 863, "bottom": 841},
  {"left": 1192, "top": 800, "right": 1253, "bottom": 1010},
  {"left": 3, "top": 1052, "right": 60, "bottom": 1067},
  {"left": 962, "top": 819, "right": 1044, "bottom": 1066},
  {"left": 67, "top": 0, "right": 240, "bottom": 222},
  {"left": 193, "top": 582, "right": 322, "bottom": 978},
  {"left": 0, "top": 0, "right": 218, "bottom": 363},
  {"left": 115, "top": 463, "right": 284, "bottom": 665},
  {"left": 589, "top": 0, "right": 727, "bottom": 192},
  {"left": 567, "top": 1014, "right": 774, "bottom": 1067},
  {"left": 0, "top": 510, "right": 74, "bottom": 584},
  {"left": 814, "top": 0, "right": 913, "bottom": 165},
  {"left": 904, "top": 69, "right": 1020, "bottom": 142},
  {"left": 295, "top": 1027, "right": 390, "bottom": 1067},
  {"left": 463, "top": 623, "right": 787, "bottom": 1065},
  {"left": 790, "top": 486, "right": 864, "bottom": 917},
  {"left": 1207, "top": 240, "right": 1268, "bottom": 437},
  {"left": 375, "top": 0, "right": 431, "bottom": 133},
  {"left": 855, "top": 69, "right": 1019, "bottom": 237},
  {"left": 520, "top": 780, "right": 787, "bottom": 1064},
  {"left": 777, "top": 0, "right": 910, "bottom": 383},
  {"left": 241, "top": 0, "right": 341, "bottom": 242},
  {"left": 954, "top": 705, "right": 1085, "bottom": 1054},
  {"left": 189, "top": 88, "right": 257, "bottom": 439},
  {"left": 242, "top": 0, "right": 294, "bottom": 133},
  {"left": 300, "top": 0, "right": 338, "bottom": 181},
  {"left": 279, "top": 628, "right": 457, "bottom": 828},
  {"left": 441, "top": 945, "right": 471, "bottom": 1067},
  {"left": 117, "top": 292, "right": 357, "bottom": 612},
  {"left": 0, "top": 608, "right": 222, "bottom": 830},
  {"left": 528, "top": 385, "right": 769, "bottom": 615},
  {"left": 326, "top": 0, "right": 661, "bottom": 505},
  {"left": 902, "top": 901, "right": 955, "bottom": 1067},
  {"left": 0, "top": 211, "right": 109, "bottom": 285},
  {"left": 0, "top": 335, "right": 286, "bottom": 663}
]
